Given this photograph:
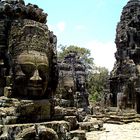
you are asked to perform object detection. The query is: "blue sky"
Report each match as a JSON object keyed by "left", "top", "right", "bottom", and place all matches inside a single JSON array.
[{"left": 24, "top": 0, "right": 129, "bottom": 71}]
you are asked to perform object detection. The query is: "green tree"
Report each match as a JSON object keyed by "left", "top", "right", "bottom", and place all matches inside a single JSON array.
[
  {"left": 88, "top": 66, "right": 109, "bottom": 102},
  {"left": 58, "top": 45, "right": 94, "bottom": 66}
]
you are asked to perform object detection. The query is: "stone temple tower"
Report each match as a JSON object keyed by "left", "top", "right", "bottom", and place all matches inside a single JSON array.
[{"left": 110, "top": 0, "right": 140, "bottom": 113}]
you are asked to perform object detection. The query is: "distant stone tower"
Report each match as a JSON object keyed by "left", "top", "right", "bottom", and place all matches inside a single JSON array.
[
  {"left": 110, "top": 0, "right": 140, "bottom": 113},
  {"left": 56, "top": 52, "right": 89, "bottom": 109}
]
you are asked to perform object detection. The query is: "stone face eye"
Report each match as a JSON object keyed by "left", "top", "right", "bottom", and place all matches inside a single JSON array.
[
  {"left": 38, "top": 64, "right": 49, "bottom": 79},
  {"left": 20, "top": 64, "right": 36, "bottom": 77},
  {"left": 15, "top": 64, "right": 23, "bottom": 75}
]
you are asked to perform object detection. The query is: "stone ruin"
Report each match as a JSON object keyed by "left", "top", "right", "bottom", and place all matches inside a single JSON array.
[
  {"left": 88, "top": 0, "right": 140, "bottom": 124},
  {"left": 53, "top": 52, "right": 104, "bottom": 134},
  {"left": 56, "top": 52, "right": 89, "bottom": 109},
  {"left": 0, "top": 0, "right": 60, "bottom": 139},
  {"left": 0, "top": 0, "right": 104, "bottom": 139},
  {"left": 109, "top": 0, "right": 140, "bottom": 116}
]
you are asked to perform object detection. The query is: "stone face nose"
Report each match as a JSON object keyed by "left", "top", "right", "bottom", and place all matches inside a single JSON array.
[
  {"left": 68, "top": 88, "right": 72, "bottom": 93},
  {"left": 30, "top": 69, "right": 42, "bottom": 81}
]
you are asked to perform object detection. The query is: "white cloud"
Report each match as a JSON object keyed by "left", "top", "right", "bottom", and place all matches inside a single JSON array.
[
  {"left": 85, "top": 40, "right": 117, "bottom": 71},
  {"left": 57, "top": 21, "right": 66, "bottom": 32}
]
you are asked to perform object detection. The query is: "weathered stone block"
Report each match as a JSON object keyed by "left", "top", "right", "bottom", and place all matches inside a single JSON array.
[
  {"left": 17, "top": 99, "right": 51, "bottom": 123},
  {"left": 79, "top": 121, "right": 103, "bottom": 132},
  {"left": 70, "top": 130, "right": 86, "bottom": 140},
  {"left": 64, "top": 116, "right": 78, "bottom": 130},
  {"left": 54, "top": 106, "right": 78, "bottom": 119}
]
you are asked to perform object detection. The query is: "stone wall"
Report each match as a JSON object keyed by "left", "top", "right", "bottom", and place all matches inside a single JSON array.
[{"left": 110, "top": 0, "right": 140, "bottom": 113}]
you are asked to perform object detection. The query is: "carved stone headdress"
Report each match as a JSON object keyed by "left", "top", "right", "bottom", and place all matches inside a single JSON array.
[{"left": 8, "top": 19, "right": 49, "bottom": 58}]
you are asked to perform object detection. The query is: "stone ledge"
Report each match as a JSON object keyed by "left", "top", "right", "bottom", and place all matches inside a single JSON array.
[
  {"left": 70, "top": 130, "right": 86, "bottom": 140},
  {"left": 0, "top": 121, "right": 70, "bottom": 140}
]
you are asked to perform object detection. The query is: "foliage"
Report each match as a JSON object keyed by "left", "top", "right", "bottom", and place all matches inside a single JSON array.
[
  {"left": 58, "top": 44, "right": 94, "bottom": 66},
  {"left": 88, "top": 66, "right": 109, "bottom": 102}
]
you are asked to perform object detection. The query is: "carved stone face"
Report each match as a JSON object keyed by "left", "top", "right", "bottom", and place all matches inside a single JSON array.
[
  {"left": 64, "top": 81, "right": 74, "bottom": 93},
  {"left": 13, "top": 50, "right": 49, "bottom": 98},
  {"left": 76, "top": 75, "right": 86, "bottom": 91}
]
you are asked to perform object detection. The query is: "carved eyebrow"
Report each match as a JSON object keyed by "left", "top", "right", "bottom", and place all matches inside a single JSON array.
[
  {"left": 20, "top": 62, "right": 36, "bottom": 65},
  {"left": 37, "top": 63, "right": 48, "bottom": 65}
]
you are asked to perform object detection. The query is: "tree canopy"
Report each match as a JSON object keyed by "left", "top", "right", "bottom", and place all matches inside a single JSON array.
[
  {"left": 58, "top": 45, "right": 94, "bottom": 66},
  {"left": 88, "top": 66, "right": 109, "bottom": 102}
]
